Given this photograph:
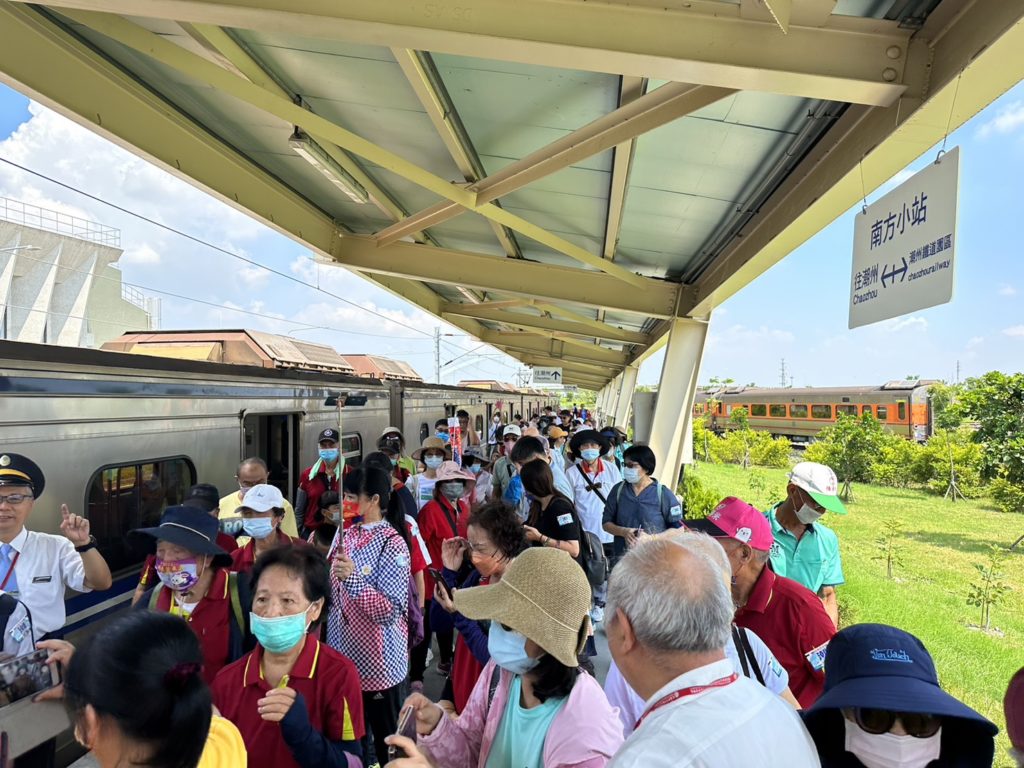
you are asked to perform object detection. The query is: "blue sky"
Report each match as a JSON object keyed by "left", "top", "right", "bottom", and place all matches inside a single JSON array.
[{"left": 0, "top": 78, "right": 1022, "bottom": 388}]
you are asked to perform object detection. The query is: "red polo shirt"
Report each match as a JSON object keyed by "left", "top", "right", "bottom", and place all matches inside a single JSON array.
[
  {"left": 230, "top": 531, "right": 305, "bottom": 573},
  {"left": 153, "top": 567, "right": 234, "bottom": 685},
  {"left": 211, "top": 634, "right": 364, "bottom": 768},
  {"left": 734, "top": 566, "right": 835, "bottom": 708},
  {"left": 299, "top": 464, "right": 349, "bottom": 531}
]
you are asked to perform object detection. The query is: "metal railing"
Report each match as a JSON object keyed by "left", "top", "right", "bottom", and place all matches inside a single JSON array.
[{"left": 0, "top": 197, "right": 121, "bottom": 247}]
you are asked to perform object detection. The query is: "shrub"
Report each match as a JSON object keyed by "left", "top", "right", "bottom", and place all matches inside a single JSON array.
[
  {"left": 913, "top": 428, "right": 986, "bottom": 498},
  {"left": 871, "top": 434, "right": 921, "bottom": 488},
  {"left": 750, "top": 432, "right": 792, "bottom": 469},
  {"left": 990, "top": 478, "right": 1024, "bottom": 514},
  {"left": 679, "top": 470, "right": 722, "bottom": 519},
  {"left": 802, "top": 441, "right": 834, "bottom": 467}
]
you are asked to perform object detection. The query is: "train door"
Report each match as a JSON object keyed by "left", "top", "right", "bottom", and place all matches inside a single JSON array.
[{"left": 241, "top": 412, "right": 300, "bottom": 503}]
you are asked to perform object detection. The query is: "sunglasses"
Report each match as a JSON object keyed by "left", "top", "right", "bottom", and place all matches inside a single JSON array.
[{"left": 853, "top": 708, "right": 942, "bottom": 738}]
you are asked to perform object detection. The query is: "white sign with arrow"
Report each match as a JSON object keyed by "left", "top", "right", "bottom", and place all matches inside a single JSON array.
[
  {"left": 531, "top": 367, "right": 563, "bottom": 385},
  {"left": 848, "top": 146, "right": 960, "bottom": 329}
]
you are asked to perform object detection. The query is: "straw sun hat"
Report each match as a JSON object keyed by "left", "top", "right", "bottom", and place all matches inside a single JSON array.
[{"left": 454, "top": 547, "right": 591, "bottom": 667}]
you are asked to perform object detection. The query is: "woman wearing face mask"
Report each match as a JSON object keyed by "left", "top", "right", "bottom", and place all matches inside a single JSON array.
[
  {"left": 520, "top": 459, "right": 581, "bottom": 562},
  {"left": 431, "top": 500, "right": 527, "bottom": 712},
  {"left": 462, "top": 446, "right": 494, "bottom": 505},
  {"left": 133, "top": 505, "right": 252, "bottom": 685},
  {"left": 297, "top": 428, "right": 345, "bottom": 535},
  {"left": 386, "top": 547, "right": 623, "bottom": 768},
  {"left": 326, "top": 467, "right": 412, "bottom": 765},
  {"left": 213, "top": 547, "right": 364, "bottom": 768},
  {"left": 59, "top": 610, "right": 247, "bottom": 768},
  {"left": 802, "top": 623, "right": 996, "bottom": 768},
  {"left": 409, "top": 437, "right": 450, "bottom": 512},
  {"left": 410, "top": 462, "right": 475, "bottom": 688},
  {"left": 231, "top": 484, "right": 305, "bottom": 574},
  {"left": 600, "top": 445, "right": 683, "bottom": 564}
]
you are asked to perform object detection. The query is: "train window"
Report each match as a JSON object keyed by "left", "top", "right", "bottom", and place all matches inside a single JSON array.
[
  {"left": 420, "top": 422, "right": 430, "bottom": 442},
  {"left": 811, "top": 404, "right": 832, "bottom": 419},
  {"left": 790, "top": 404, "right": 808, "bottom": 418},
  {"left": 341, "top": 433, "right": 362, "bottom": 464},
  {"left": 862, "top": 405, "right": 873, "bottom": 416},
  {"left": 475, "top": 415, "right": 484, "bottom": 436},
  {"left": 750, "top": 404, "right": 767, "bottom": 417},
  {"left": 897, "top": 402, "right": 907, "bottom": 420},
  {"left": 86, "top": 457, "right": 196, "bottom": 575},
  {"left": 837, "top": 405, "right": 857, "bottom": 416},
  {"left": 876, "top": 405, "right": 888, "bottom": 420},
  {"left": 769, "top": 404, "right": 787, "bottom": 418},
  {"left": 716, "top": 402, "right": 724, "bottom": 415}
]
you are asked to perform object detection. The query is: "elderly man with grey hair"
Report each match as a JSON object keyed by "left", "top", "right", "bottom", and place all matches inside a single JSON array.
[
  {"left": 605, "top": 532, "right": 820, "bottom": 767},
  {"left": 602, "top": 531, "right": 798, "bottom": 736}
]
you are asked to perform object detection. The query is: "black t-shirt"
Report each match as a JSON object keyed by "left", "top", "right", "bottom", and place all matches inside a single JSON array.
[{"left": 532, "top": 494, "right": 581, "bottom": 562}]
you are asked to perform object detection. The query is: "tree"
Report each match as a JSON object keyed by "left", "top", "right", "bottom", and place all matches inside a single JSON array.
[
  {"left": 803, "top": 413, "right": 886, "bottom": 500},
  {"left": 928, "top": 381, "right": 965, "bottom": 432},
  {"left": 872, "top": 519, "right": 905, "bottom": 579},
  {"left": 729, "top": 406, "right": 753, "bottom": 469},
  {"left": 953, "top": 372, "right": 1024, "bottom": 485},
  {"left": 966, "top": 545, "right": 1011, "bottom": 631}
]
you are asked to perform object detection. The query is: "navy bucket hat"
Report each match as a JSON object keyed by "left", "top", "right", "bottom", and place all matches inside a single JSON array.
[
  {"left": 132, "top": 505, "right": 232, "bottom": 567},
  {"left": 806, "top": 623, "right": 997, "bottom": 736}
]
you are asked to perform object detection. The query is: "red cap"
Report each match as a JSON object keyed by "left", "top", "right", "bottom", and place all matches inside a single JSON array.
[{"left": 685, "top": 496, "right": 773, "bottom": 551}]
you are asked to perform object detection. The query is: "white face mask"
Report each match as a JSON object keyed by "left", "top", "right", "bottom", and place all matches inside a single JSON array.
[
  {"left": 844, "top": 719, "right": 942, "bottom": 768},
  {"left": 796, "top": 503, "right": 824, "bottom": 525}
]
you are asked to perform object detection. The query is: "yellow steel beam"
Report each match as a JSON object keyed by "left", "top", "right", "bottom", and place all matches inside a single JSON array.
[
  {"left": 478, "top": 330, "right": 629, "bottom": 366},
  {"left": 513, "top": 354, "right": 620, "bottom": 377},
  {"left": 20, "top": 0, "right": 911, "bottom": 105},
  {"left": 440, "top": 302, "right": 650, "bottom": 345},
  {"left": 390, "top": 47, "right": 520, "bottom": 258},
  {"left": 181, "top": 23, "right": 420, "bottom": 231},
  {"left": 686, "top": 0, "right": 1024, "bottom": 317},
  {"left": 332, "top": 237, "right": 680, "bottom": 317},
  {"left": 376, "top": 82, "right": 734, "bottom": 245},
  {"left": 60, "top": 8, "right": 647, "bottom": 288},
  {"left": 604, "top": 76, "right": 646, "bottom": 261}
]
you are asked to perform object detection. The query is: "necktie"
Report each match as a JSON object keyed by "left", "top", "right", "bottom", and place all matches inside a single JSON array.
[{"left": 0, "top": 544, "right": 19, "bottom": 594}]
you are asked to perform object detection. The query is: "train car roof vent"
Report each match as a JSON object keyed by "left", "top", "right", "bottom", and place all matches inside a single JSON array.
[{"left": 882, "top": 379, "right": 919, "bottom": 390}]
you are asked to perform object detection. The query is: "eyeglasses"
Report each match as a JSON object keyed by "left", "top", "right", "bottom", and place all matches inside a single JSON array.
[
  {"left": 466, "top": 540, "right": 499, "bottom": 557},
  {"left": 237, "top": 480, "right": 261, "bottom": 490},
  {"left": 0, "top": 494, "right": 32, "bottom": 505},
  {"left": 853, "top": 709, "right": 942, "bottom": 738}
]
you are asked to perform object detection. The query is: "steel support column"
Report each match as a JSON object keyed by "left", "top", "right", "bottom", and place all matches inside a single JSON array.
[
  {"left": 612, "top": 364, "right": 640, "bottom": 431},
  {"left": 648, "top": 318, "right": 710, "bottom": 487}
]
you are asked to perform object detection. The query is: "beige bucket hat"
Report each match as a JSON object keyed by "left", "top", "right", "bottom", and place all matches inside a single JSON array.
[{"left": 455, "top": 547, "right": 591, "bottom": 667}]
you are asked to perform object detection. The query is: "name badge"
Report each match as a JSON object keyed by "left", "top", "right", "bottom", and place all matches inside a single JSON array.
[
  {"left": 556, "top": 513, "right": 573, "bottom": 526},
  {"left": 32, "top": 576, "right": 52, "bottom": 584},
  {"left": 9, "top": 615, "right": 31, "bottom": 643},
  {"left": 668, "top": 505, "right": 683, "bottom": 521},
  {"left": 805, "top": 641, "right": 829, "bottom": 672}
]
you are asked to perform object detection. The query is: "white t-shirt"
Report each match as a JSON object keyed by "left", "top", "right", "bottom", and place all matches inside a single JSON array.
[
  {"left": 607, "top": 659, "right": 819, "bottom": 768},
  {"left": 567, "top": 459, "right": 621, "bottom": 544},
  {"left": 604, "top": 628, "right": 790, "bottom": 736},
  {"left": 409, "top": 473, "right": 438, "bottom": 511}
]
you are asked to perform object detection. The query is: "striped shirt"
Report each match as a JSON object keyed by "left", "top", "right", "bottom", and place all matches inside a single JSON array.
[{"left": 326, "top": 521, "right": 410, "bottom": 691}]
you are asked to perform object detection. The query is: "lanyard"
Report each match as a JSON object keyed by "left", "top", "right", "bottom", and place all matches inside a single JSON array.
[
  {"left": 634, "top": 673, "right": 738, "bottom": 730},
  {"left": 0, "top": 550, "right": 20, "bottom": 591}
]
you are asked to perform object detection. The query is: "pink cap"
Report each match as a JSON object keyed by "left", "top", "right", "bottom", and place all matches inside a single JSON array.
[{"left": 686, "top": 496, "right": 773, "bottom": 551}]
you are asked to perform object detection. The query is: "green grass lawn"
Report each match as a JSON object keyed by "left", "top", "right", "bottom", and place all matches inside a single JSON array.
[{"left": 689, "top": 462, "right": 1023, "bottom": 766}]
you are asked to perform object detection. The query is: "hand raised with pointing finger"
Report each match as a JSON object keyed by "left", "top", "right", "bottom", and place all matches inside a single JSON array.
[{"left": 60, "top": 505, "right": 91, "bottom": 547}]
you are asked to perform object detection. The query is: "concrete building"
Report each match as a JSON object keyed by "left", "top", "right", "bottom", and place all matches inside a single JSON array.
[{"left": 0, "top": 197, "right": 154, "bottom": 348}]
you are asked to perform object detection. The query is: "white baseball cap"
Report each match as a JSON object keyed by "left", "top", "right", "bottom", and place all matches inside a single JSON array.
[
  {"left": 789, "top": 462, "right": 847, "bottom": 514},
  {"left": 503, "top": 425, "right": 522, "bottom": 439},
  {"left": 239, "top": 483, "right": 285, "bottom": 513}
]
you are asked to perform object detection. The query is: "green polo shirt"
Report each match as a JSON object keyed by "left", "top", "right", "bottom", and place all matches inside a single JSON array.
[{"left": 765, "top": 503, "right": 844, "bottom": 594}]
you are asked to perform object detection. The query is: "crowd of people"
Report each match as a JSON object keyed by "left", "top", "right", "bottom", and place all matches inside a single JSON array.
[{"left": 0, "top": 402, "right": 1019, "bottom": 768}]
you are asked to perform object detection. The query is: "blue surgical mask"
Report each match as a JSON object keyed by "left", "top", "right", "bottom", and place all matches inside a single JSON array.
[
  {"left": 436, "top": 432, "right": 450, "bottom": 444},
  {"left": 390, "top": 458, "right": 399, "bottom": 467},
  {"left": 424, "top": 455, "right": 444, "bottom": 470},
  {"left": 581, "top": 448, "right": 601, "bottom": 462},
  {"left": 488, "top": 622, "right": 539, "bottom": 675},
  {"left": 442, "top": 482, "right": 465, "bottom": 501},
  {"left": 468, "top": 464, "right": 482, "bottom": 475},
  {"left": 250, "top": 606, "right": 313, "bottom": 653},
  {"left": 623, "top": 467, "right": 641, "bottom": 484},
  {"left": 242, "top": 517, "right": 275, "bottom": 540},
  {"left": 319, "top": 448, "right": 340, "bottom": 463}
]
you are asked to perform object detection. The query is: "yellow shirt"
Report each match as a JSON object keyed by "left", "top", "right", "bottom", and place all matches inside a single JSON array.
[
  {"left": 199, "top": 715, "right": 247, "bottom": 768},
  {"left": 218, "top": 492, "right": 299, "bottom": 539}
]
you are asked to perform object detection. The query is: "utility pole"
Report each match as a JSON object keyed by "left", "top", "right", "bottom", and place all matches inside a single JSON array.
[
  {"left": 955, "top": 360, "right": 961, "bottom": 384},
  {"left": 779, "top": 358, "right": 788, "bottom": 388},
  {"left": 434, "top": 327, "right": 441, "bottom": 384}
]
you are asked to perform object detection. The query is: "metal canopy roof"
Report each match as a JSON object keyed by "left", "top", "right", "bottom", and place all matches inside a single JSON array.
[{"left": 0, "top": 0, "right": 1021, "bottom": 389}]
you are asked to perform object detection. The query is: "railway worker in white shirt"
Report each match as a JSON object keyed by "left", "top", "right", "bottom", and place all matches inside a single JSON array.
[
  {"left": 605, "top": 532, "right": 820, "bottom": 768},
  {"left": 0, "top": 453, "right": 112, "bottom": 642}
]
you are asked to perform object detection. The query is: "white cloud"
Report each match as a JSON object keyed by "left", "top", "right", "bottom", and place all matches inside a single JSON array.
[
  {"left": 978, "top": 101, "right": 1024, "bottom": 138},
  {"left": 967, "top": 336, "right": 985, "bottom": 349},
  {"left": 118, "top": 243, "right": 161, "bottom": 265},
  {"left": 882, "top": 316, "right": 928, "bottom": 333},
  {"left": 239, "top": 264, "right": 270, "bottom": 287},
  {"left": 1003, "top": 325, "right": 1024, "bottom": 337},
  {"left": 880, "top": 168, "right": 915, "bottom": 192},
  {"left": 998, "top": 283, "right": 1018, "bottom": 297}
]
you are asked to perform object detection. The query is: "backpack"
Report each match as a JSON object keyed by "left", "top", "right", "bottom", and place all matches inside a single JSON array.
[{"left": 572, "top": 466, "right": 610, "bottom": 588}]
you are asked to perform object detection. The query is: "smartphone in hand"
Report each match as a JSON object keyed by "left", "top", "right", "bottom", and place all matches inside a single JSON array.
[
  {"left": 387, "top": 705, "right": 418, "bottom": 761},
  {"left": 428, "top": 568, "right": 453, "bottom": 601}
]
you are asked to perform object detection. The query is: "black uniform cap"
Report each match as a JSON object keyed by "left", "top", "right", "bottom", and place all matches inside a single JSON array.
[{"left": 0, "top": 453, "right": 45, "bottom": 498}]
